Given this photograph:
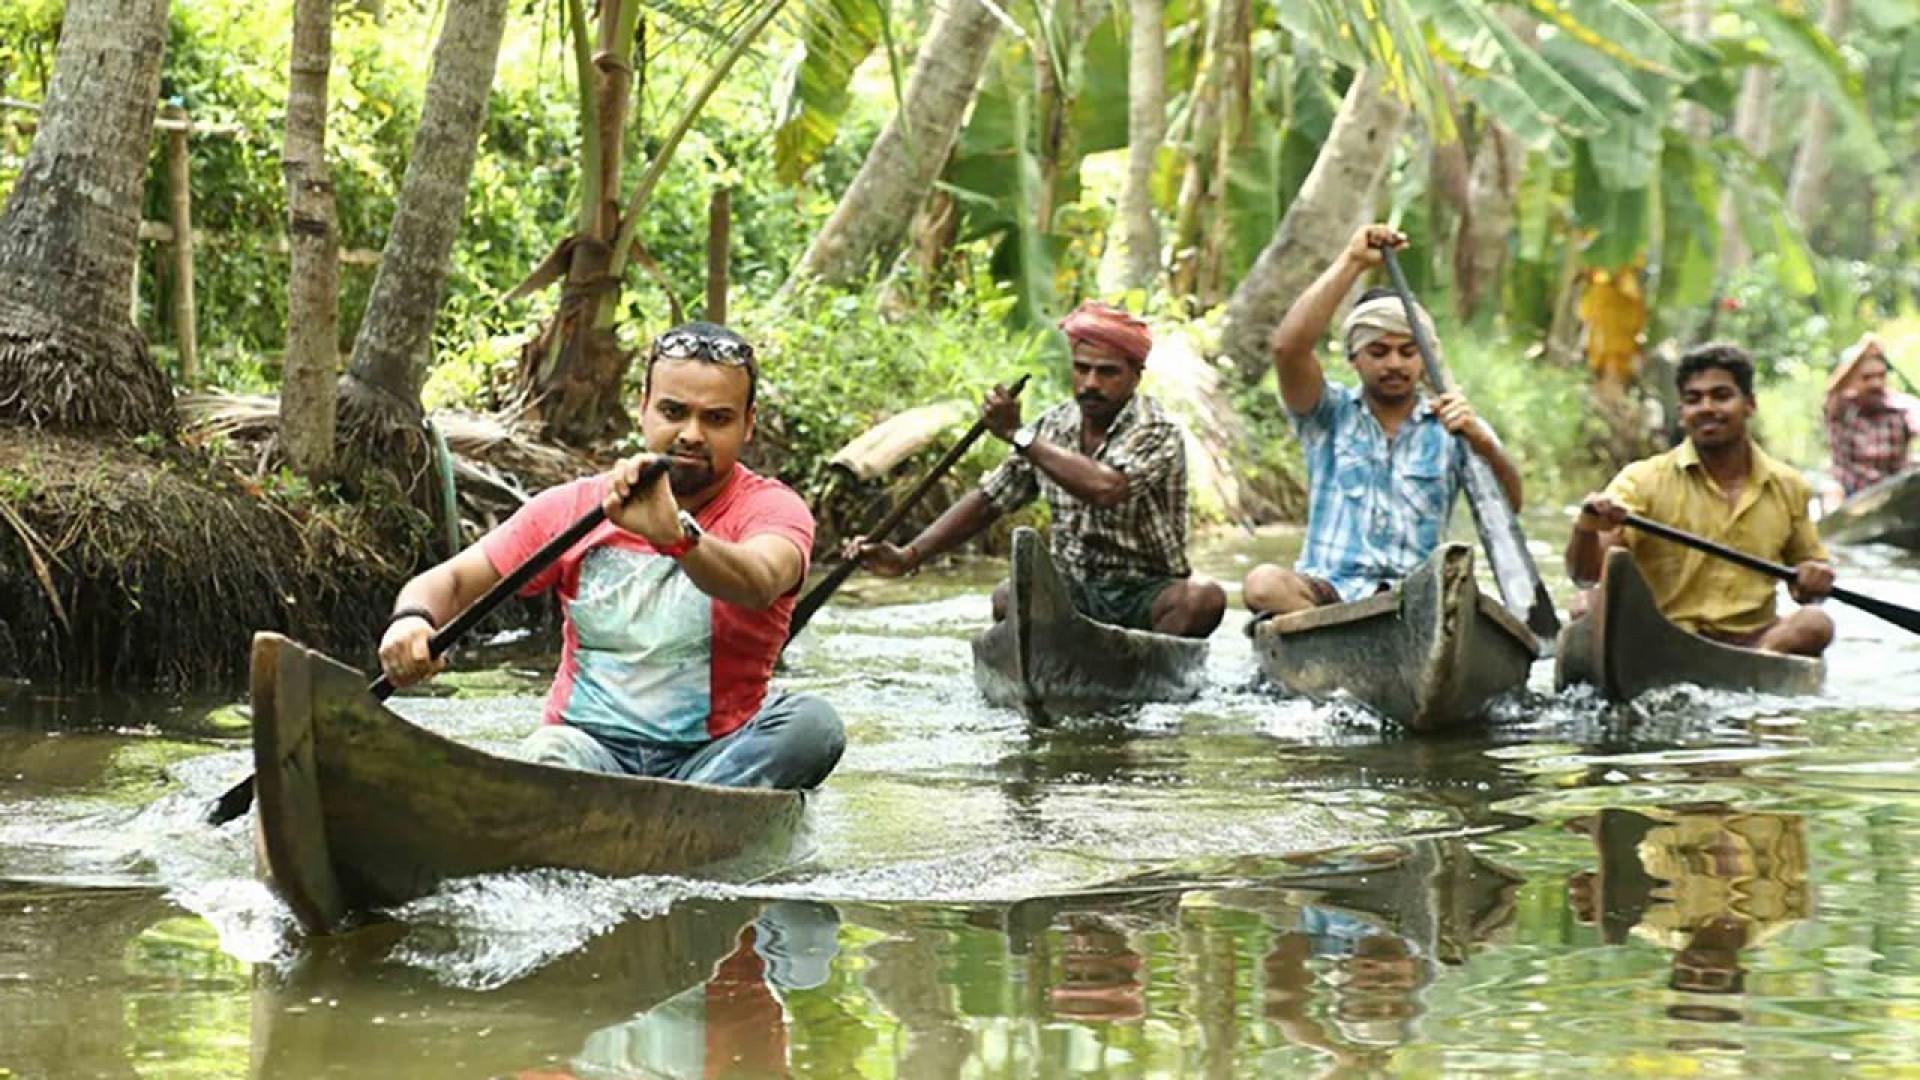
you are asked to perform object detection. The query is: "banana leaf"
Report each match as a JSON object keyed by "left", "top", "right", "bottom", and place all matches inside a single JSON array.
[
  {"left": 1654, "top": 139, "right": 1718, "bottom": 313},
  {"left": 1572, "top": 139, "right": 1649, "bottom": 267},
  {"left": 770, "top": 0, "right": 886, "bottom": 185}
]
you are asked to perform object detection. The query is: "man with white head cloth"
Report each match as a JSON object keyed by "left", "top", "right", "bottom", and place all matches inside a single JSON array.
[{"left": 1242, "top": 225, "right": 1524, "bottom": 615}]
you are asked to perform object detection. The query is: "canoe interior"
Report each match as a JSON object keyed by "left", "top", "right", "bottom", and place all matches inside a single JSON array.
[
  {"left": 251, "top": 633, "right": 807, "bottom": 936},
  {"left": 1820, "top": 468, "right": 1920, "bottom": 550},
  {"left": 1553, "top": 548, "right": 1825, "bottom": 701},
  {"left": 970, "top": 527, "right": 1208, "bottom": 718},
  {"left": 1250, "top": 543, "right": 1539, "bottom": 732}
]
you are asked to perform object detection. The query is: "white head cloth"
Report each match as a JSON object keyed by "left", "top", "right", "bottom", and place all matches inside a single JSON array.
[{"left": 1342, "top": 295, "right": 1439, "bottom": 360}]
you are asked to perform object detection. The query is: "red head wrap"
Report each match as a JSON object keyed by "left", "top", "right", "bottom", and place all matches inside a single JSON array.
[{"left": 1058, "top": 301, "right": 1152, "bottom": 366}]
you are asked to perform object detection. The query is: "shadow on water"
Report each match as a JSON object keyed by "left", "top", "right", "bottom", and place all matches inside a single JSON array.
[{"left": 2, "top": 528, "right": 1918, "bottom": 1074}]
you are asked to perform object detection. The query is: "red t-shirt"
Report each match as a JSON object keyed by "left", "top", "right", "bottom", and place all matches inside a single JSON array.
[{"left": 480, "top": 465, "right": 813, "bottom": 743}]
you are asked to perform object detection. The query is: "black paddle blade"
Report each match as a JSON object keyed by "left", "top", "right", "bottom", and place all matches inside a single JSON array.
[
  {"left": 1525, "top": 581, "right": 1561, "bottom": 648},
  {"left": 1834, "top": 585, "right": 1920, "bottom": 636},
  {"left": 205, "top": 775, "right": 255, "bottom": 826}
]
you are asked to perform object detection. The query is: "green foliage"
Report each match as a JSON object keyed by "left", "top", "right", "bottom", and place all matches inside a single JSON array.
[
  {"left": 734, "top": 282, "right": 1062, "bottom": 491},
  {"left": 770, "top": 0, "right": 886, "bottom": 185}
]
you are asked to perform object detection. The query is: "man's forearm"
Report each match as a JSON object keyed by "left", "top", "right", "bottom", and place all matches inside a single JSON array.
[
  {"left": 1565, "top": 528, "right": 1607, "bottom": 586},
  {"left": 1473, "top": 434, "right": 1524, "bottom": 511},
  {"left": 1023, "top": 440, "right": 1128, "bottom": 508},
  {"left": 677, "top": 536, "right": 798, "bottom": 610},
  {"left": 903, "top": 489, "right": 1001, "bottom": 565}
]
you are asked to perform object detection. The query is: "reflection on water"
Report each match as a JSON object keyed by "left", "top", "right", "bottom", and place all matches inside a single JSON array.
[{"left": 1, "top": 529, "right": 1918, "bottom": 1075}]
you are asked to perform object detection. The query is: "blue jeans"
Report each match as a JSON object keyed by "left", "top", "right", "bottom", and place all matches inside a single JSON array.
[{"left": 517, "top": 691, "right": 844, "bottom": 791}]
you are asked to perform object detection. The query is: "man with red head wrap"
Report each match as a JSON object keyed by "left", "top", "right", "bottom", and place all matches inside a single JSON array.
[{"left": 849, "top": 300, "right": 1226, "bottom": 638}]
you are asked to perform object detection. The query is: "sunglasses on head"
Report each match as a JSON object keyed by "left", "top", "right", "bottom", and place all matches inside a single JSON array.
[{"left": 652, "top": 330, "right": 755, "bottom": 366}]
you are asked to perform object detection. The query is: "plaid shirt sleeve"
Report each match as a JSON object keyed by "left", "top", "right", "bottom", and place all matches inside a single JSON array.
[
  {"left": 1102, "top": 419, "right": 1184, "bottom": 502},
  {"left": 979, "top": 449, "right": 1039, "bottom": 515}
]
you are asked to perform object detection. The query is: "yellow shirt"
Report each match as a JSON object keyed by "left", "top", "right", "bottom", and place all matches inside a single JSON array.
[{"left": 1603, "top": 439, "right": 1828, "bottom": 636}]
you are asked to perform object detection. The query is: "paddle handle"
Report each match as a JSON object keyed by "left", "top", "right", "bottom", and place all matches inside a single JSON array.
[
  {"left": 367, "top": 455, "right": 674, "bottom": 700},
  {"left": 1619, "top": 511, "right": 1793, "bottom": 583},
  {"left": 1379, "top": 246, "right": 1560, "bottom": 641},
  {"left": 786, "top": 374, "right": 1032, "bottom": 642},
  {"left": 1614, "top": 508, "right": 1920, "bottom": 634}
]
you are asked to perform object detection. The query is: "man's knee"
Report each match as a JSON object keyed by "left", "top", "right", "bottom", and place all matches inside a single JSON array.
[
  {"left": 1793, "top": 607, "right": 1836, "bottom": 654},
  {"left": 1159, "top": 578, "right": 1226, "bottom": 637},
  {"left": 1242, "top": 565, "right": 1318, "bottom": 615},
  {"left": 761, "top": 693, "right": 846, "bottom": 786},
  {"left": 517, "top": 724, "right": 623, "bottom": 774}
]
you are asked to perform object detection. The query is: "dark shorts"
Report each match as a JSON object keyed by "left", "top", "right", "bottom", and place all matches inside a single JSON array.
[
  {"left": 1065, "top": 574, "right": 1182, "bottom": 632},
  {"left": 1298, "top": 573, "right": 1343, "bottom": 607}
]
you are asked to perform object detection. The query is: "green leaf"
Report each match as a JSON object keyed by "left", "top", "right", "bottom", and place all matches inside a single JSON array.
[
  {"left": 1655, "top": 139, "right": 1717, "bottom": 311},
  {"left": 1712, "top": 138, "right": 1815, "bottom": 297},
  {"left": 1584, "top": 107, "right": 1661, "bottom": 191},
  {"left": 1537, "top": 34, "right": 1652, "bottom": 116},
  {"left": 1572, "top": 139, "right": 1649, "bottom": 265},
  {"left": 769, "top": 0, "right": 886, "bottom": 185},
  {"left": 1522, "top": 0, "right": 1692, "bottom": 77},
  {"left": 1738, "top": 1, "right": 1888, "bottom": 169},
  {"left": 1070, "top": 7, "right": 1130, "bottom": 156}
]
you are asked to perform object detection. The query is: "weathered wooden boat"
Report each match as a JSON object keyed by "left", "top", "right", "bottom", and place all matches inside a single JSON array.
[
  {"left": 1251, "top": 543, "right": 1538, "bottom": 732},
  {"left": 250, "top": 632, "right": 806, "bottom": 935},
  {"left": 250, "top": 896, "right": 761, "bottom": 1077},
  {"left": 1553, "top": 548, "right": 1825, "bottom": 700},
  {"left": 970, "top": 527, "right": 1209, "bottom": 717},
  {"left": 1820, "top": 468, "right": 1920, "bottom": 550}
]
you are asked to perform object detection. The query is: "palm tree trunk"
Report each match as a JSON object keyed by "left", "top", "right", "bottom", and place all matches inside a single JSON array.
[
  {"left": 0, "top": 0, "right": 175, "bottom": 437},
  {"left": 341, "top": 0, "right": 508, "bottom": 436},
  {"left": 1716, "top": 65, "right": 1774, "bottom": 276},
  {"left": 1220, "top": 67, "right": 1406, "bottom": 381},
  {"left": 1120, "top": 0, "right": 1166, "bottom": 291},
  {"left": 1453, "top": 118, "right": 1523, "bottom": 321},
  {"left": 1196, "top": 0, "right": 1250, "bottom": 306},
  {"left": 1167, "top": 1, "right": 1224, "bottom": 298},
  {"left": 1786, "top": 0, "right": 1851, "bottom": 241},
  {"left": 791, "top": 0, "right": 999, "bottom": 286},
  {"left": 280, "top": 0, "right": 339, "bottom": 478}
]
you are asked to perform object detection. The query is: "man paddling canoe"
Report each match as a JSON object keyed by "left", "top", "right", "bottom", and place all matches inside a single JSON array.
[
  {"left": 1824, "top": 333, "right": 1918, "bottom": 497},
  {"left": 1568, "top": 343, "right": 1836, "bottom": 657},
  {"left": 850, "top": 301, "right": 1226, "bottom": 638},
  {"left": 377, "top": 322, "right": 844, "bottom": 790},
  {"left": 1243, "top": 225, "right": 1524, "bottom": 615}
]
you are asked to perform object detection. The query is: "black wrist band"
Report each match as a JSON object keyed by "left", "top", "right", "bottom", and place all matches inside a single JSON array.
[{"left": 388, "top": 605, "right": 438, "bottom": 631}]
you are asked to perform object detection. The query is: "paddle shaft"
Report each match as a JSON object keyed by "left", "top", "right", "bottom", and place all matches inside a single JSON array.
[
  {"left": 785, "top": 374, "right": 1032, "bottom": 643},
  {"left": 206, "top": 457, "right": 673, "bottom": 825},
  {"left": 1379, "top": 246, "right": 1561, "bottom": 642},
  {"left": 1616, "top": 510, "right": 1920, "bottom": 635}
]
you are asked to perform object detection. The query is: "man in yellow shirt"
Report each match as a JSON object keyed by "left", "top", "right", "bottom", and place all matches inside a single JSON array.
[{"left": 1567, "top": 343, "right": 1835, "bottom": 657}]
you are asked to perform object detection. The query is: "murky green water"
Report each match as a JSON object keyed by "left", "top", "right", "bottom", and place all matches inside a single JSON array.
[{"left": 3, "top": 519, "right": 1918, "bottom": 1078}]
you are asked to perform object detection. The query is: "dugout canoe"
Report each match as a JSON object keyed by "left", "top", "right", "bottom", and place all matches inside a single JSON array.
[
  {"left": 249, "top": 632, "right": 806, "bottom": 936},
  {"left": 970, "top": 527, "right": 1209, "bottom": 718},
  {"left": 1820, "top": 468, "right": 1920, "bottom": 550},
  {"left": 1553, "top": 548, "right": 1825, "bottom": 700},
  {"left": 1250, "top": 543, "right": 1539, "bottom": 732}
]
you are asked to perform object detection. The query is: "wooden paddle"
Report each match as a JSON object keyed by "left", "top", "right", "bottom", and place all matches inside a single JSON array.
[
  {"left": 1378, "top": 245, "right": 1562, "bottom": 642},
  {"left": 1615, "top": 509, "right": 1920, "bottom": 636},
  {"left": 204, "top": 457, "right": 674, "bottom": 826},
  {"left": 785, "top": 374, "right": 1032, "bottom": 644}
]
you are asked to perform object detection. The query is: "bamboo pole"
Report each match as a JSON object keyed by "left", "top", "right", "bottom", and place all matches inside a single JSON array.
[
  {"left": 706, "top": 185, "right": 730, "bottom": 323},
  {"left": 163, "top": 104, "right": 198, "bottom": 383}
]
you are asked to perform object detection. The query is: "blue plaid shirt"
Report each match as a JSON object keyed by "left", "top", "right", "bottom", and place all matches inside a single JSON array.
[{"left": 1292, "top": 382, "right": 1471, "bottom": 601}]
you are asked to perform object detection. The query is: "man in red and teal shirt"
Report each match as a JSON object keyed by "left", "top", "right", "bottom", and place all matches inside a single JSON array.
[{"left": 377, "top": 322, "right": 843, "bottom": 791}]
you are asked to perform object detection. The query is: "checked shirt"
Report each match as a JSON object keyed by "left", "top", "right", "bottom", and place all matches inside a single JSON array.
[
  {"left": 1827, "top": 393, "right": 1918, "bottom": 495},
  {"left": 1293, "top": 382, "right": 1473, "bottom": 602},
  {"left": 979, "top": 394, "right": 1191, "bottom": 580}
]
